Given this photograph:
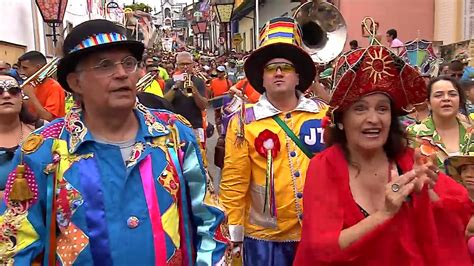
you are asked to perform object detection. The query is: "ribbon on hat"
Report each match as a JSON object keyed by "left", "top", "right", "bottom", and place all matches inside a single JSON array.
[{"left": 70, "top": 32, "right": 128, "bottom": 53}]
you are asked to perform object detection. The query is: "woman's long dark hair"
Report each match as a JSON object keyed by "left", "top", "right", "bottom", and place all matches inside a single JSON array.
[
  {"left": 325, "top": 102, "right": 407, "bottom": 163},
  {"left": 427, "top": 75, "right": 467, "bottom": 115},
  {"left": 0, "top": 71, "right": 38, "bottom": 125}
]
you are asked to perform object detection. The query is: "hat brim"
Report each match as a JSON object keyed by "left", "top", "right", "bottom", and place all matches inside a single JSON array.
[
  {"left": 445, "top": 155, "right": 474, "bottom": 182},
  {"left": 58, "top": 40, "right": 144, "bottom": 92},
  {"left": 244, "top": 43, "right": 316, "bottom": 94}
]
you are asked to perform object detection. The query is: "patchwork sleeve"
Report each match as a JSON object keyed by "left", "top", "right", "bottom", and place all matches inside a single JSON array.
[
  {"left": 219, "top": 115, "right": 251, "bottom": 242},
  {"left": 0, "top": 146, "right": 52, "bottom": 265},
  {"left": 176, "top": 121, "right": 228, "bottom": 265}
]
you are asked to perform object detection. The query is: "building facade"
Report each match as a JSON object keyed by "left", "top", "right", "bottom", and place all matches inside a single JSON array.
[
  {"left": 232, "top": 0, "right": 301, "bottom": 52},
  {"left": 434, "top": 0, "right": 473, "bottom": 45},
  {"left": 0, "top": 0, "right": 112, "bottom": 64},
  {"left": 338, "top": 0, "right": 435, "bottom": 50}
]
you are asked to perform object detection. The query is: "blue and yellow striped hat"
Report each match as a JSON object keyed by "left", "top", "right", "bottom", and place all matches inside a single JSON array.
[{"left": 244, "top": 17, "right": 316, "bottom": 94}]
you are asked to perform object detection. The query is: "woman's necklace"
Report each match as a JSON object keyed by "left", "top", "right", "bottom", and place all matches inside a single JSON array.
[{"left": 17, "top": 122, "right": 24, "bottom": 146}]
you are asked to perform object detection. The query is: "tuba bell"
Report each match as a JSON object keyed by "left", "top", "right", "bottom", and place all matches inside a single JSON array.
[{"left": 293, "top": 0, "right": 347, "bottom": 64}]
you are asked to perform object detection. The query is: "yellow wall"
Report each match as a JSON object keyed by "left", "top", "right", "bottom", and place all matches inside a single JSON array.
[
  {"left": 434, "top": 0, "right": 464, "bottom": 44},
  {"left": 238, "top": 11, "right": 255, "bottom": 52},
  {"left": 0, "top": 41, "right": 26, "bottom": 65}
]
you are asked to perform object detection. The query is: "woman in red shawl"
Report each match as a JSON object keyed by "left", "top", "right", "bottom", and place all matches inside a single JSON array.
[{"left": 294, "top": 45, "right": 473, "bottom": 266}]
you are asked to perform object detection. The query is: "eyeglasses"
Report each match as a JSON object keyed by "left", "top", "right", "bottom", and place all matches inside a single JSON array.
[
  {"left": 79, "top": 56, "right": 138, "bottom": 77},
  {"left": 263, "top": 63, "right": 296, "bottom": 74},
  {"left": 0, "top": 79, "right": 21, "bottom": 96},
  {"left": 1, "top": 86, "right": 21, "bottom": 96}
]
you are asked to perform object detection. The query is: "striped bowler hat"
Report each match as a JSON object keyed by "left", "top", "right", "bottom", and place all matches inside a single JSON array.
[
  {"left": 57, "top": 19, "right": 144, "bottom": 92},
  {"left": 244, "top": 17, "right": 316, "bottom": 94}
]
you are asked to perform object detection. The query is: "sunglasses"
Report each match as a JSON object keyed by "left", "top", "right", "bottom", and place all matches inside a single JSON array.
[
  {"left": 1, "top": 86, "right": 22, "bottom": 96},
  {"left": 263, "top": 63, "right": 296, "bottom": 74},
  {"left": 451, "top": 73, "right": 463, "bottom": 78}
]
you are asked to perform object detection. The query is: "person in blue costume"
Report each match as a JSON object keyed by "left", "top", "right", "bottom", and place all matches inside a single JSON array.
[
  {"left": 0, "top": 72, "right": 38, "bottom": 200},
  {"left": 0, "top": 19, "right": 228, "bottom": 265}
]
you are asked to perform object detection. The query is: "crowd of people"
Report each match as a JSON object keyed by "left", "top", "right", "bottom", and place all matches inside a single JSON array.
[{"left": 1, "top": 13, "right": 474, "bottom": 266}]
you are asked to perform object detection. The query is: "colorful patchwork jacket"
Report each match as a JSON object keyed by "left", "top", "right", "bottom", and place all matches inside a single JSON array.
[
  {"left": 406, "top": 115, "right": 474, "bottom": 172},
  {"left": 220, "top": 94, "right": 328, "bottom": 242},
  {"left": 0, "top": 102, "right": 227, "bottom": 265}
]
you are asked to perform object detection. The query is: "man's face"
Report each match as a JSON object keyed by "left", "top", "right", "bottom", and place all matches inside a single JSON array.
[
  {"left": 145, "top": 58, "right": 154, "bottom": 67},
  {"left": 67, "top": 48, "right": 139, "bottom": 113},
  {"left": 262, "top": 58, "right": 299, "bottom": 96},
  {"left": 217, "top": 71, "right": 225, "bottom": 78},
  {"left": 461, "top": 164, "right": 474, "bottom": 191},
  {"left": 176, "top": 54, "right": 194, "bottom": 73},
  {"left": 386, "top": 34, "right": 393, "bottom": 43},
  {"left": 449, "top": 69, "right": 464, "bottom": 80},
  {"left": 18, "top": 60, "right": 41, "bottom": 78}
]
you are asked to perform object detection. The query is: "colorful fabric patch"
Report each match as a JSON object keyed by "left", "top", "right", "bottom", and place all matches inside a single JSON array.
[
  {"left": 161, "top": 203, "right": 180, "bottom": 248},
  {"left": 41, "top": 120, "right": 65, "bottom": 139},
  {"left": 56, "top": 178, "right": 84, "bottom": 228},
  {"left": 167, "top": 248, "right": 183, "bottom": 265},
  {"left": 57, "top": 223, "right": 89, "bottom": 266},
  {"left": 65, "top": 107, "right": 88, "bottom": 153},
  {"left": 0, "top": 203, "right": 38, "bottom": 261},
  {"left": 299, "top": 119, "right": 325, "bottom": 153},
  {"left": 158, "top": 162, "right": 180, "bottom": 202},
  {"left": 126, "top": 142, "right": 145, "bottom": 168},
  {"left": 137, "top": 103, "right": 168, "bottom": 134}
]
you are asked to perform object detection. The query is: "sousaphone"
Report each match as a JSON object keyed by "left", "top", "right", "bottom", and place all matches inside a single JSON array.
[{"left": 293, "top": 0, "right": 347, "bottom": 64}]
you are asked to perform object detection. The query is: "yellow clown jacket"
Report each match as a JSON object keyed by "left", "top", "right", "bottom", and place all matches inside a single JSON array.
[{"left": 220, "top": 94, "right": 328, "bottom": 242}]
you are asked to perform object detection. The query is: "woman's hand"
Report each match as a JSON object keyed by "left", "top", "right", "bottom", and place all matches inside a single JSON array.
[
  {"left": 382, "top": 169, "right": 418, "bottom": 217},
  {"left": 412, "top": 149, "right": 439, "bottom": 191}
]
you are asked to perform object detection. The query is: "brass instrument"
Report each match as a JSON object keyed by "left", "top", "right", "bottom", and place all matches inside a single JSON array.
[
  {"left": 293, "top": 0, "right": 347, "bottom": 64},
  {"left": 136, "top": 71, "right": 157, "bottom": 92},
  {"left": 196, "top": 71, "right": 210, "bottom": 84},
  {"left": 183, "top": 73, "right": 194, "bottom": 97},
  {"left": 20, "top": 57, "right": 60, "bottom": 89}
]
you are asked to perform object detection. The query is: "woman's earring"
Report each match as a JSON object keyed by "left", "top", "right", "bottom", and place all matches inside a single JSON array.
[{"left": 337, "top": 123, "right": 344, "bottom": 130}]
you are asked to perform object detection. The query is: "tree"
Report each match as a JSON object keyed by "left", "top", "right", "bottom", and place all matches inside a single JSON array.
[{"left": 124, "top": 3, "right": 153, "bottom": 13}]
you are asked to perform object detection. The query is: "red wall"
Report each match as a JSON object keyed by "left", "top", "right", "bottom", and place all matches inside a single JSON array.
[{"left": 338, "top": 0, "right": 435, "bottom": 50}]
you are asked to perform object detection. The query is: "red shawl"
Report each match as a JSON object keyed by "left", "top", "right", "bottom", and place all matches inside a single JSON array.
[{"left": 294, "top": 145, "right": 473, "bottom": 266}]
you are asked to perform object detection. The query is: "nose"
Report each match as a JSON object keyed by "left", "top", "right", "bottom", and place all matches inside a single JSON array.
[
  {"left": 366, "top": 109, "right": 381, "bottom": 124},
  {"left": 274, "top": 68, "right": 284, "bottom": 77},
  {"left": 113, "top": 63, "right": 128, "bottom": 78},
  {"left": 0, "top": 91, "right": 12, "bottom": 99}
]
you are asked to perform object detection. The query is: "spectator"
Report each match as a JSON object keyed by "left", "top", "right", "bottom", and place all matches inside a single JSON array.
[
  {"left": 164, "top": 51, "right": 208, "bottom": 144},
  {"left": 449, "top": 60, "right": 465, "bottom": 80},
  {"left": 386, "top": 29, "right": 403, "bottom": 54},
  {"left": 18, "top": 51, "right": 65, "bottom": 120}
]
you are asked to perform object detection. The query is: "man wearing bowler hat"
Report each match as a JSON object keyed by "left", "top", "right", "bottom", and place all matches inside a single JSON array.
[{"left": 0, "top": 19, "right": 227, "bottom": 265}]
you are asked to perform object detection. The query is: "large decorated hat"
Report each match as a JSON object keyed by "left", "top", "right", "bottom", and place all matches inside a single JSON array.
[
  {"left": 57, "top": 19, "right": 144, "bottom": 92},
  {"left": 244, "top": 17, "right": 316, "bottom": 94},
  {"left": 445, "top": 154, "right": 474, "bottom": 183},
  {"left": 329, "top": 45, "right": 427, "bottom": 113}
]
